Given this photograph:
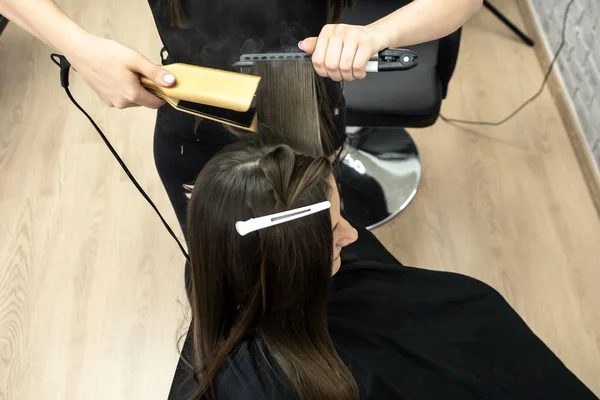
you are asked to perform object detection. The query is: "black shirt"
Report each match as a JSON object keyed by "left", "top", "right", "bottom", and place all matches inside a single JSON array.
[
  {"left": 147, "top": 0, "right": 331, "bottom": 69},
  {"left": 146, "top": 0, "right": 345, "bottom": 147},
  {"left": 214, "top": 228, "right": 597, "bottom": 399}
]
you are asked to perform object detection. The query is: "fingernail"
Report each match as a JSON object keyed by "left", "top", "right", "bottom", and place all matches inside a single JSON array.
[
  {"left": 163, "top": 73, "right": 175, "bottom": 84},
  {"left": 298, "top": 41, "right": 303, "bottom": 50}
]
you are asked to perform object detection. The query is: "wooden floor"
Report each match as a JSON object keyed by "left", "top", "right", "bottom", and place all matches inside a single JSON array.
[{"left": 1, "top": 0, "right": 598, "bottom": 398}]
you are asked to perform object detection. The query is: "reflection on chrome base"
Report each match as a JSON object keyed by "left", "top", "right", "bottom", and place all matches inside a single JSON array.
[{"left": 336, "top": 127, "right": 421, "bottom": 230}]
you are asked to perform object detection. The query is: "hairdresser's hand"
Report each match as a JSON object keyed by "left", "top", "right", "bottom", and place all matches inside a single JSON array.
[
  {"left": 64, "top": 34, "right": 176, "bottom": 109},
  {"left": 299, "top": 24, "right": 389, "bottom": 81}
]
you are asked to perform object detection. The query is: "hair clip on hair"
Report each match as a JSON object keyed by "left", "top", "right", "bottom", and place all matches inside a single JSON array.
[{"left": 235, "top": 201, "right": 331, "bottom": 236}]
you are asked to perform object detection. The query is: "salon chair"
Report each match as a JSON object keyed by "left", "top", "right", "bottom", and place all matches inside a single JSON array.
[
  {"left": 0, "top": 15, "right": 8, "bottom": 36},
  {"left": 337, "top": 0, "right": 461, "bottom": 229}
]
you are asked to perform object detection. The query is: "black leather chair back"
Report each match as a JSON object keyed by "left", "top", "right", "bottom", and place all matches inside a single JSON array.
[{"left": 341, "top": 0, "right": 461, "bottom": 127}]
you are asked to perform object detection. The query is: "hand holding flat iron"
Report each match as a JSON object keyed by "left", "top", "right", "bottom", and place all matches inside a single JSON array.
[
  {"left": 64, "top": 34, "right": 177, "bottom": 109},
  {"left": 299, "top": 24, "right": 389, "bottom": 82},
  {"left": 300, "top": 0, "right": 483, "bottom": 81}
]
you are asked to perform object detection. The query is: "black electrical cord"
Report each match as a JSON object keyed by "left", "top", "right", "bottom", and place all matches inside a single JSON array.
[
  {"left": 440, "top": 0, "right": 575, "bottom": 126},
  {"left": 50, "top": 53, "right": 190, "bottom": 263}
]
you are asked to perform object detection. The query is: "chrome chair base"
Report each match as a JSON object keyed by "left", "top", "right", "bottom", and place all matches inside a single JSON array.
[{"left": 336, "top": 127, "right": 422, "bottom": 230}]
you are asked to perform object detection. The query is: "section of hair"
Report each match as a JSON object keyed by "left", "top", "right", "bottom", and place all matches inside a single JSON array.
[
  {"left": 194, "top": 60, "right": 338, "bottom": 158},
  {"left": 164, "top": 0, "right": 187, "bottom": 28},
  {"left": 253, "top": 60, "right": 324, "bottom": 158}
]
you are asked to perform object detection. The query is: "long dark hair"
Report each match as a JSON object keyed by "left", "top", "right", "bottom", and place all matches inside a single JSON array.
[
  {"left": 245, "top": 59, "right": 339, "bottom": 157},
  {"left": 186, "top": 138, "right": 359, "bottom": 400},
  {"left": 164, "top": 0, "right": 354, "bottom": 28}
]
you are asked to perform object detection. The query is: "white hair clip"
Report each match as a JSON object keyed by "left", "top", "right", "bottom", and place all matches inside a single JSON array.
[{"left": 235, "top": 201, "right": 331, "bottom": 236}]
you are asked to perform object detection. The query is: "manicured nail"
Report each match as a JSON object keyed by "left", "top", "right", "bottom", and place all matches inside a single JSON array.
[
  {"left": 298, "top": 41, "right": 304, "bottom": 50},
  {"left": 163, "top": 73, "right": 175, "bottom": 84}
]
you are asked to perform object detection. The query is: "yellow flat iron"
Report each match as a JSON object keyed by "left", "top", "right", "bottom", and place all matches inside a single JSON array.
[{"left": 140, "top": 63, "right": 261, "bottom": 132}]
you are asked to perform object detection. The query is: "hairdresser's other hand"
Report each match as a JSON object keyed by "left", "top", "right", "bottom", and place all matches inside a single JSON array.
[
  {"left": 64, "top": 34, "right": 175, "bottom": 109},
  {"left": 299, "top": 24, "right": 389, "bottom": 81}
]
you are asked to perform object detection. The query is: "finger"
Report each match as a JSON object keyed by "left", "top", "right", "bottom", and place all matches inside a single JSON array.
[
  {"left": 129, "top": 53, "right": 176, "bottom": 87},
  {"left": 324, "top": 35, "right": 344, "bottom": 81},
  {"left": 112, "top": 100, "right": 139, "bottom": 109},
  {"left": 120, "top": 78, "right": 166, "bottom": 109},
  {"left": 299, "top": 37, "right": 318, "bottom": 54},
  {"left": 339, "top": 40, "right": 358, "bottom": 81},
  {"left": 134, "top": 87, "right": 166, "bottom": 109},
  {"left": 312, "top": 25, "right": 334, "bottom": 77},
  {"left": 311, "top": 37, "right": 330, "bottom": 78},
  {"left": 353, "top": 43, "right": 374, "bottom": 80}
]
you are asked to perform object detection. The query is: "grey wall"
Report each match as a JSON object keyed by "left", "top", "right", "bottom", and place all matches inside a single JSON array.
[{"left": 528, "top": 0, "right": 600, "bottom": 172}]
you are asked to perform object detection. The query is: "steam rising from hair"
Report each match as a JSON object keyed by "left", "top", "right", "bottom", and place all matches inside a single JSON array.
[{"left": 160, "top": 0, "right": 354, "bottom": 68}]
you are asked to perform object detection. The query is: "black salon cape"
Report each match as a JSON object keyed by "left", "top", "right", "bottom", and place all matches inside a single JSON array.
[{"left": 214, "top": 229, "right": 597, "bottom": 400}]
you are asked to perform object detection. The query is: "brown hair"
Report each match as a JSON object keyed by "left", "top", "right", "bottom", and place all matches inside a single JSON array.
[
  {"left": 186, "top": 138, "right": 359, "bottom": 399},
  {"left": 249, "top": 60, "right": 339, "bottom": 157},
  {"left": 164, "top": 0, "right": 354, "bottom": 28},
  {"left": 193, "top": 59, "right": 341, "bottom": 158}
]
